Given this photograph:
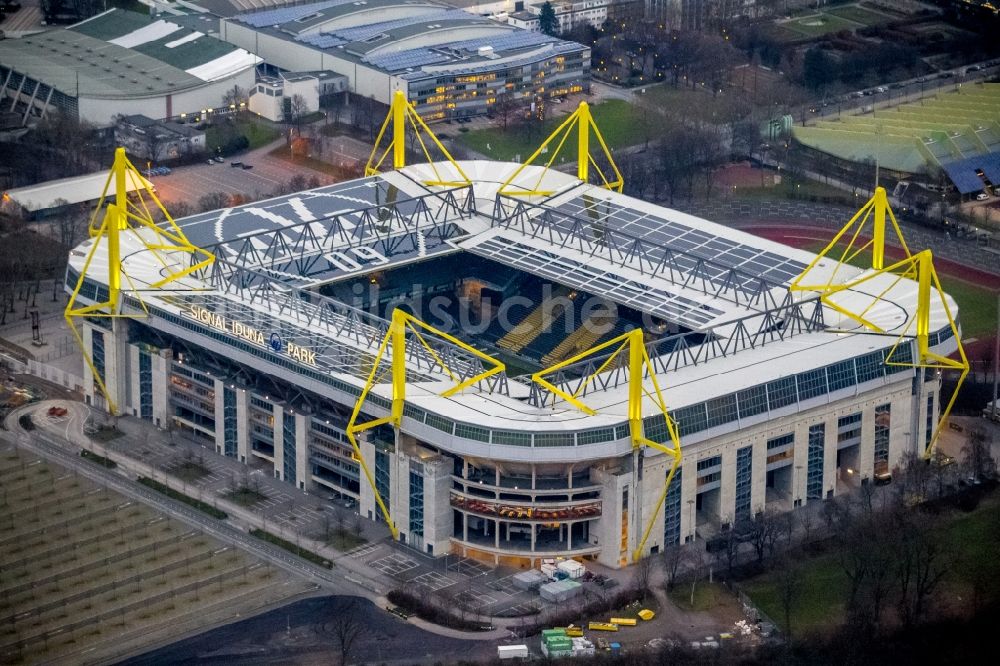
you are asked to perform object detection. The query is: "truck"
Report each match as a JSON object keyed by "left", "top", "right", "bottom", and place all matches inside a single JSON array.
[{"left": 497, "top": 645, "right": 529, "bottom": 660}]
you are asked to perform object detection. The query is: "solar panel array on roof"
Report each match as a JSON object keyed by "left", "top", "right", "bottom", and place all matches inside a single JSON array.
[
  {"left": 401, "top": 42, "right": 576, "bottom": 79},
  {"left": 468, "top": 236, "right": 725, "bottom": 329},
  {"left": 237, "top": 0, "right": 354, "bottom": 28},
  {"left": 549, "top": 196, "right": 808, "bottom": 289},
  {"left": 364, "top": 48, "right": 450, "bottom": 71},
  {"left": 446, "top": 31, "right": 557, "bottom": 53},
  {"left": 332, "top": 9, "right": 469, "bottom": 42},
  {"left": 296, "top": 33, "right": 347, "bottom": 49},
  {"left": 941, "top": 152, "right": 1000, "bottom": 195}
]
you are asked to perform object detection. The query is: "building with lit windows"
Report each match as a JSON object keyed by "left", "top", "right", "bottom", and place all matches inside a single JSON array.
[
  {"left": 66, "top": 152, "right": 957, "bottom": 569},
  {"left": 217, "top": 0, "right": 589, "bottom": 121}
]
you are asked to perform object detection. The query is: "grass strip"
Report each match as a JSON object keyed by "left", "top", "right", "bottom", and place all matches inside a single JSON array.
[
  {"left": 80, "top": 449, "right": 117, "bottom": 469},
  {"left": 250, "top": 528, "right": 332, "bottom": 569},
  {"left": 138, "top": 477, "right": 228, "bottom": 519}
]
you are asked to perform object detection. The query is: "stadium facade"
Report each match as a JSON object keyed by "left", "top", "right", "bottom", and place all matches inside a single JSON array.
[
  {"left": 65, "top": 145, "right": 958, "bottom": 569},
  {"left": 218, "top": 0, "right": 590, "bottom": 121}
]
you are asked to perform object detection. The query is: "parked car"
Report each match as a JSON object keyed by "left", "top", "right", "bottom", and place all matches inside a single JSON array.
[
  {"left": 976, "top": 192, "right": 989, "bottom": 201},
  {"left": 214, "top": 156, "right": 225, "bottom": 163},
  {"left": 241, "top": 163, "right": 253, "bottom": 170},
  {"left": 230, "top": 161, "right": 242, "bottom": 167},
  {"left": 206, "top": 159, "right": 215, "bottom": 165}
]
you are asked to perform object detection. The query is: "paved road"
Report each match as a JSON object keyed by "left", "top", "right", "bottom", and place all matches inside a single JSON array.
[{"left": 1, "top": 417, "right": 372, "bottom": 599}]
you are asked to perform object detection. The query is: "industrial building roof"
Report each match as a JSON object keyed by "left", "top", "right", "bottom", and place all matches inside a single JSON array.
[
  {"left": 0, "top": 9, "right": 259, "bottom": 99},
  {"left": 3, "top": 170, "right": 153, "bottom": 212},
  {"left": 232, "top": 0, "right": 583, "bottom": 75}
]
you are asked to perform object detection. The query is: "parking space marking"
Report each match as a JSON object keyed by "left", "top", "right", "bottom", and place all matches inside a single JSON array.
[
  {"left": 455, "top": 590, "right": 497, "bottom": 607},
  {"left": 347, "top": 542, "right": 381, "bottom": 559},
  {"left": 448, "top": 557, "right": 492, "bottom": 577},
  {"left": 369, "top": 553, "right": 420, "bottom": 577},
  {"left": 411, "top": 571, "right": 456, "bottom": 591}
]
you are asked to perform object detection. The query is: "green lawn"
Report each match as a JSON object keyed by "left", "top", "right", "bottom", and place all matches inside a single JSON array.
[
  {"left": 456, "top": 100, "right": 650, "bottom": 162},
  {"left": 205, "top": 118, "right": 282, "bottom": 154},
  {"left": 668, "top": 581, "right": 733, "bottom": 613},
  {"left": 640, "top": 86, "right": 746, "bottom": 126},
  {"left": 742, "top": 553, "right": 846, "bottom": 636},
  {"left": 225, "top": 487, "right": 268, "bottom": 507},
  {"left": 825, "top": 4, "right": 891, "bottom": 26},
  {"left": 784, "top": 13, "right": 858, "bottom": 38}
]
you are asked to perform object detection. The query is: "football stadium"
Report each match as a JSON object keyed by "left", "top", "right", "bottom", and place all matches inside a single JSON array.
[{"left": 63, "top": 97, "right": 967, "bottom": 568}]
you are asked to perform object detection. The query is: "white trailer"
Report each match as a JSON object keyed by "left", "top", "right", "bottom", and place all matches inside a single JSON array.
[{"left": 498, "top": 644, "right": 529, "bottom": 660}]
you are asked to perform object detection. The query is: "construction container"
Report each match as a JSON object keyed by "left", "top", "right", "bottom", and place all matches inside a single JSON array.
[
  {"left": 565, "top": 627, "right": 584, "bottom": 637},
  {"left": 571, "top": 637, "right": 596, "bottom": 656},
  {"left": 637, "top": 609, "right": 655, "bottom": 621},
  {"left": 542, "top": 628, "right": 567, "bottom": 639},
  {"left": 610, "top": 617, "right": 637, "bottom": 626},
  {"left": 497, "top": 645, "right": 529, "bottom": 660},
  {"left": 513, "top": 569, "right": 548, "bottom": 591},
  {"left": 588, "top": 622, "right": 619, "bottom": 632},
  {"left": 610, "top": 642, "right": 622, "bottom": 655},
  {"left": 557, "top": 559, "right": 586, "bottom": 579},
  {"left": 539, "top": 579, "right": 583, "bottom": 603}
]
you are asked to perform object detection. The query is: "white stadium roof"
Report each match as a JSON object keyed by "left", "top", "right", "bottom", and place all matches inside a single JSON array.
[{"left": 65, "top": 160, "right": 960, "bottom": 461}]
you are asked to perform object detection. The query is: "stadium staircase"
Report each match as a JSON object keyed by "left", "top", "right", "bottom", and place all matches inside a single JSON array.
[
  {"left": 497, "top": 288, "right": 570, "bottom": 354},
  {"left": 540, "top": 306, "right": 616, "bottom": 366}
]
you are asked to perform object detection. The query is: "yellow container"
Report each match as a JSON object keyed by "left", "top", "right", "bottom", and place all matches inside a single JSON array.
[
  {"left": 588, "top": 622, "right": 619, "bottom": 632},
  {"left": 565, "top": 627, "right": 584, "bottom": 637},
  {"left": 638, "top": 609, "right": 655, "bottom": 621},
  {"left": 610, "top": 617, "right": 636, "bottom": 626}
]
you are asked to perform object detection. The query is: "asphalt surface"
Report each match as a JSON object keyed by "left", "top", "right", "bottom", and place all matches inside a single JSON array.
[
  {"left": 148, "top": 140, "right": 333, "bottom": 209},
  {"left": 119, "top": 595, "right": 497, "bottom": 666}
]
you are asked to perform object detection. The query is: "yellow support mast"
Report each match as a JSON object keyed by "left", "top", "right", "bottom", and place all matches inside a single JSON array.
[
  {"left": 498, "top": 101, "right": 623, "bottom": 197},
  {"left": 365, "top": 90, "right": 471, "bottom": 187},
  {"left": 64, "top": 147, "right": 215, "bottom": 415},
  {"left": 531, "top": 329, "right": 681, "bottom": 562},
  {"left": 346, "top": 309, "right": 506, "bottom": 539},
  {"left": 790, "top": 186, "right": 911, "bottom": 293},
  {"left": 789, "top": 187, "right": 968, "bottom": 456}
]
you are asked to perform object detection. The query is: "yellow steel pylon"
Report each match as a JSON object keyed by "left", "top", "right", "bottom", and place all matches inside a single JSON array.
[
  {"left": 498, "top": 101, "right": 623, "bottom": 197},
  {"left": 816, "top": 250, "right": 969, "bottom": 456},
  {"left": 64, "top": 147, "right": 215, "bottom": 415},
  {"left": 531, "top": 329, "right": 681, "bottom": 562},
  {"left": 365, "top": 90, "right": 471, "bottom": 187},
  {"left": 788, "top": 186, "right": 968, "bottom": 456},
  {"left": 790, "top": 186, "right": 911, "bottom": 292},
  {"left": 345, "top": 308, "right": 506, "bottom": 539}
]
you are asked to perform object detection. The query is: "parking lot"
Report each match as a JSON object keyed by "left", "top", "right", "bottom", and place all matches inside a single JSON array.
[{"left": 148, "top": 140, "right": 335, "bottom": 209}]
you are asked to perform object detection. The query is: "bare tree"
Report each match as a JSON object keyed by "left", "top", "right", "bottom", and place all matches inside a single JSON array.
[
  {"left": 962, "top": 428, "right": 996, "bottom": 482},
  {"left": 286, "top": 94, "right": 311, "bottom": 136},
  {"left": 748, "top": 510, "right": 779, "bottom": 564},
  {"left": 775, "top": 555, "right": 802, "bottom": 639},
  {"left": 894, "top": 518, "right": 947, "bottom": 628},
  {"left": 197, "top": 192, "right": 230, "bottom": 213},
  {"left": 633, "top": 553, "right": 655, "bottom": 599},
  {"left": 330, "top": 599, "right": 364, "bottom": 666},
  {"left": 661, "top": 543, "right": 688, "bottom": 591},
  {"left": 492, "top": 92, "right": 521, "bottom": 132},
  {"left": 222, "top": 84, "right": 249, "bottom": 112}
]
